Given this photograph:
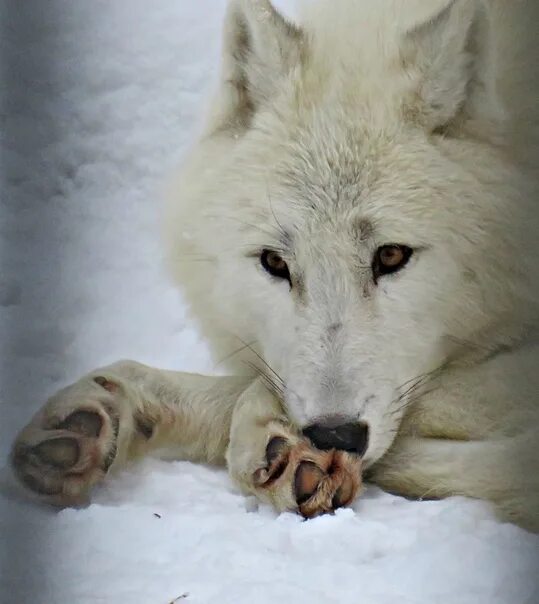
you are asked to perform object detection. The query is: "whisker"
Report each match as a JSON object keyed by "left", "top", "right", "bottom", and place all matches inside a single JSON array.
[
  {"left": 216, "top": 340, "right": 258, "bottom": 367},
  {"left": 228, "top": 334, "right": 311, "bottom": 406},
  {"left": 245, "top": 361, "right": 284, "bottom": 399},
  {"left": 386, "top": 364, "right": 446, "bottom": 418},
  {"left": 235, "top": 336, "right": 285, "bottom": 387}
]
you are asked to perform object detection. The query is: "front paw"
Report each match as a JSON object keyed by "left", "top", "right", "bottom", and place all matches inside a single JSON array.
[
  {"left": 10, "top": 375, "right": 123, "bottom": 506},
  {"left": 253, "top": 433, "right": 363, "bottom": 518}
]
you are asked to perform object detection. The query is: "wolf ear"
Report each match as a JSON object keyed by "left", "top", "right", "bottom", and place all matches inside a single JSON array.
[
  {"left": 403, "top": 0, "right": 500, "bottom": 135},
  {"left": 209, "top": 0, "right": 303, "bottom": 133}
]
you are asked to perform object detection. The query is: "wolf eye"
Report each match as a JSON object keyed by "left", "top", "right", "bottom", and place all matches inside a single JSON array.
[
  {"left": 372, "top": 245, "right": 413, "bottom": 282},
  {"left": 260, "top": 250, "right": 291, "bottom": 283}
]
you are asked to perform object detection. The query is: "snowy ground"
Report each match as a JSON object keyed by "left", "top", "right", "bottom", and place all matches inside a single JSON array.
[{"left": 1, "top": 1, "right": 538, "bottom": 603}]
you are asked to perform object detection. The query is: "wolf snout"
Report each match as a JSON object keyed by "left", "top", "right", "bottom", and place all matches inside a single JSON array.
[{"left": 303, "top": 420, "right": 369, "bottom": 456}]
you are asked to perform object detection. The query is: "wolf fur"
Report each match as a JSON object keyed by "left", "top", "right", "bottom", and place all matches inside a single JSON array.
[{"left": 11, "top": 0, "right": 539, "bottom": 531}]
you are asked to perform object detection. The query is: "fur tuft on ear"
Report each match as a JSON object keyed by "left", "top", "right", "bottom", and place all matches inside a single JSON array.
[
  {"left": 209, "top": 0, "right": 303, "bottom": 134},
  {"left": 402, "top": 0, "right": 502, "bottom": 136}
]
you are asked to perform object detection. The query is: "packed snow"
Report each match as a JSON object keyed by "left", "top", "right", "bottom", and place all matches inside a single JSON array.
[{"left": 1, "top": 1, "right": 538, "bottom": 602}]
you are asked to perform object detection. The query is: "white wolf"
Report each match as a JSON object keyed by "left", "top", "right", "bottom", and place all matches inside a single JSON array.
[{"left": 11, "top": 0, "right": 539, "bottom": 530}]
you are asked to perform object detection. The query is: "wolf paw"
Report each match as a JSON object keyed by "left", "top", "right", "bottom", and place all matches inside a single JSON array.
[
  {"left": 10, "top": 376, "right": 123, "bottom": 506},
  {"left": 253, "top": 433, "right": 362, "bottom": 518}
]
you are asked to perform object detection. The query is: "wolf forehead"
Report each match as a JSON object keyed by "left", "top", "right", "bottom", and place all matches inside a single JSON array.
[
  {"left": 228, "top": 116, "right": 459, "bottom": 244},
  {"left": 194, "top": 0, "right": 525, "bottom": 257},
  {"left": 207, "top": 0, "right": 510, "bottom": 214},
  {"left": 223, "top": 76, "right": 467, "bottom": 229}
]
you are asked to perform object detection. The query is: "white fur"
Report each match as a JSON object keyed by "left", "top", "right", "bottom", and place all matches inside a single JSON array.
[
  {"left": 12, "top": 0, "right": 539, "bottom": 531},
  {"left": 164, "top": 0, "right": 539, "bottom": 526}
]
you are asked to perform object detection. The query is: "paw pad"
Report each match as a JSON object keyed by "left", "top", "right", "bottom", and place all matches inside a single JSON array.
[
  {"left": 294, "top": 461, "right": 325, "bottom": 504},
  {"left": 58, "top": 410, "right": 103, "bottom": 437},
  {"left": 33, "top": 437, "right": 80, "bottom": 469}
]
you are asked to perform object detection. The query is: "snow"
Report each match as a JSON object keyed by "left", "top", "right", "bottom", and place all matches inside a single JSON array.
[{"left": 0, "top": 1, "right": 538, "bottom": 602}]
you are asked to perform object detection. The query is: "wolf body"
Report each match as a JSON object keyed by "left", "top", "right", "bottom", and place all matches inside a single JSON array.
[{"left": 11, "top": 0, "right": 539, "bottom": 530}]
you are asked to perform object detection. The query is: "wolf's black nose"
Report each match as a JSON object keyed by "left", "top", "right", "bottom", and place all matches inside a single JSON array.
[{"left": 303, "top": 421, "right": 369, "bottom": 456}]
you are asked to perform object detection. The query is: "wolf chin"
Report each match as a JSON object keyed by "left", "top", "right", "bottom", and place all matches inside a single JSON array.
[{"left": 11, "top": 0, "right": 539, "bottom": 531}]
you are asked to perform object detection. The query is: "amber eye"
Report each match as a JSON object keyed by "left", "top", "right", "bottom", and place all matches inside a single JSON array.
[
  {"left": 260, "top": 250, "right": 291, "bottom": 284},
  {"left": 372, "top": 245, "right": 413, "bottom": 282}
]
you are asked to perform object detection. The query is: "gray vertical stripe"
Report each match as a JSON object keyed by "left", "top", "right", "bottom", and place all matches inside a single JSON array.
[{"left": 1, "top": 1, "right": 67, "bottom": 601}]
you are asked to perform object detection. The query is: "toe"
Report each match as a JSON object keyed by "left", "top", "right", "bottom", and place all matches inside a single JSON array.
[
  {"left": 57, "top": 410, "right": 103, "bottom": 437},
  {"left": 253, "top": 436, "right": 291, "bottom": 486},
  {"left": 265, "top": 436, "right": 289, "bottom": 465},
  {"left": 294, "top": 460, "right": 325, "bottom": 505}
]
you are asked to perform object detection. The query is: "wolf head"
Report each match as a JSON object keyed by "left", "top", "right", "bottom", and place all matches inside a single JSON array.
[{"left": 166, "top": 0, "right": 538, "bottom": 465}]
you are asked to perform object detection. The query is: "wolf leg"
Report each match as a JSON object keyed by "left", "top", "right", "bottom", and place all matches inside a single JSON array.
[
  {"left": 369, "top": 434, "right": 539, "bottom": 531},
  {"left": 10, "top": 360, "right": 250, "bottom": 505},
  {"left": 379, "top": 346, "right": 539, "bottom": 530},
  {"left": 12, "top": 362, "right": 362, "bottom": 515},
  {"left": 226, "top": 379, "right": 363, "bottom": 517}
]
